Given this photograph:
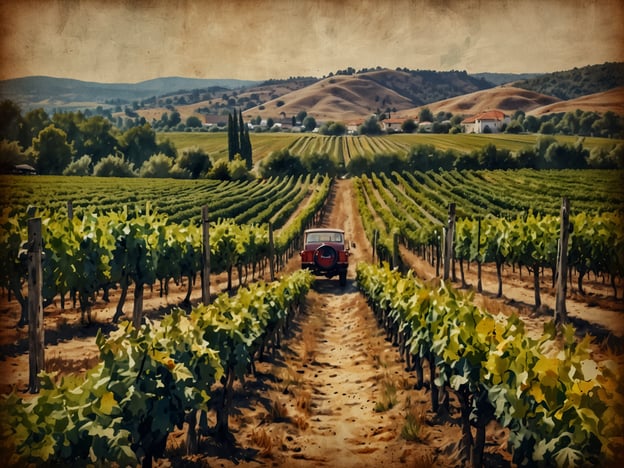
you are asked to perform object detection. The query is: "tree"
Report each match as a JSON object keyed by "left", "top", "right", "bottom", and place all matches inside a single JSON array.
[
  {"left": 369, "top": 153, "right": 404, "bottom": 173},
  {"left": 544, "top": 142, "right": 588, "bottom": 169},
  {"left": 587, "top": 146, "right": 617, "bottom": 169},
  {"left": 320, "top": 121, "right": 347, "bottom": 136},
  {"left": 297, "top": 110, "right": 308, "bottom": 123},
  {"left": 515, "top": 148, "right": 538, "bottom": 168},
  {"left": 76, "top": 115, "right": 118, "bottom": 164},
  {"left": 259, "top": 149, "right": 304, "bottom": 177},
  {"left": 139, "top": 153, "right": 174, "bottom": 178},
  {"left": 33, "top": 125, "right": 73, "bottom": 174},
  {"left": 238, "top": 109, "right": 253, "bottom": 169},
  {"left": 539, "top": 121, "right": 556, "bottom": 134},
  {"left": 478, "top": 143, "right": 513, "bottom": 169},
  {"left": 0, "top": 100, "right": 27, "bottom": 146},
  {"left": 401, "top": 119, "right": 417, "bottom": 133},
  {"left": 592, "top": 111, "right": 622, "bottom": 138},
  {"left": 358, "top": 116, "right": 381, "bottom": 135},
  {"left": 229, "top": 156, "right": 252, "bottom": 181},
  {"left": 418, "top": 107, "right": 434, "bottom": 123},
  {"left": 302, "top": 152, "right": 338, "bottom": 176},
  {"left": 523, "top": 115, "right": 540, "bottom": 133},
  {"left": 157, "top": 112, "right": 169, "bottom": 129},
  {"left": 93, "top": 154, "right": 136, "bottom": 177},
  {"left": 346, "top": 154, "right": 371, "bottom": 176},
  {"left": 0, "top": 139, "right": 29, "bottom": 173},
  {"left": 454, "top": 152, "right": 479, "bottom": 170},
  {"left": 23, "top": 108, "right": 50, "bottom": 144},
  {"left": 505, "top": 120, "right": 524, "bottom": 134},
  {"left": 63, "top": 155, "right": 92, "bottom": 176},
  {"left": 579, "top": 111, "right": 599, "bottom": 136},
  {"left": 208, "top": 159, "right": 231, "bottom": 180},
  {"left": 176, "top": 147, "right": 212, "bottom": 178},
  {"left": 169, "top": 111, "right": 181, "bottom": 127},
  {"left": 302, "top": 116, "right": 317, "bottom": 132},
  {"left": 120, "top": 124, "right": 159, "bottom": 168},
  {"left": 534, "top": 135, "right": 557, "bottom": 163},
  {"left": 227, "top": 112, "right": 240, "bottom": 161},
  {"left": 186, "top": 116, "right": 203, "bottom": 128},
  {"left": 156, "top": 138, "right": 177, "bottom": 158},
  {"left": 406, "top": 144, "right": 437, "bottom": 172},
  {"left": 556, "top": 111, "right": 580, "bottom": 135},
  {"left": 52, "top": 111, "right": 84, "bottom": 148}
]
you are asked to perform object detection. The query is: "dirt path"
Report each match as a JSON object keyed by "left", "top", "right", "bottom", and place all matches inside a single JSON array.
[{"left": 248, "top": 178, "right": 442, "bottom": 466}]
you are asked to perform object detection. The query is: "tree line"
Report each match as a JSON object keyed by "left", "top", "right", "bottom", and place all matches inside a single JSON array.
[
  {"left": 1, "top": 97, "right": 622, "bottom": 178},
  {"left": 258, "top": 136, "right": 623, "bottom": 179},
  {"left": 0, "top": 100, "right": 255, "bottom": 180}
]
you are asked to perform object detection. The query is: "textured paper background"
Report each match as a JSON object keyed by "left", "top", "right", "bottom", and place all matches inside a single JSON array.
[{"left": 1, "top": 0, "right": 623, "bottom": 83}]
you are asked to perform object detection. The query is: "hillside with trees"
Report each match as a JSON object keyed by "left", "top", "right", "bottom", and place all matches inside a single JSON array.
[{"left": 513, "top": 62, "right": 624, "bottom": 100}]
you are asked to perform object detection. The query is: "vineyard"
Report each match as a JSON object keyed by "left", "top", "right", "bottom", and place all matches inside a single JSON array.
[
  {"left": 0, "top": 174, "right": 331, "bottom": 329},
  {"left": 0, "top": 168, "right": 623, "bottom": 467},
  {"left": 354, "top": 169, "right": 624, "bottom": 306},
  {"left": 161, "top": 132, "right": 624, "bottom": 166}
]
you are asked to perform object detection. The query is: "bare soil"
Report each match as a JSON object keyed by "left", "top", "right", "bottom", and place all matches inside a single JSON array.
[{"left": 0, "top": 178, "right": 621, "bottom": 467}]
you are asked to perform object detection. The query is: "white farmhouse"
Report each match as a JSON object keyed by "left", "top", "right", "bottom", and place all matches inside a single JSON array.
[
  {"left": 381, "top": 118, "right": 407, "bottom": 132},
  {"left": 461, "top": 110, "right": 510, "bottom": 134}
]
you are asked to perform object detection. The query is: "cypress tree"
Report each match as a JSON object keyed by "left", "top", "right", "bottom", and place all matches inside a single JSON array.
[
  {"left": 238, "top": 109, "right": 245, "bottom": 154},
  {"left": 227, "top": 111, "right": 240, "bottom": 161},
  {"left": 243, "top": 125, "right": 253, "bottom": 169},
  {"left": 227, "top": 113, "right": 235, "bottom": 161}
]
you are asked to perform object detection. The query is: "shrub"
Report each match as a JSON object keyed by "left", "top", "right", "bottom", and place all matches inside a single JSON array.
[
  {"left": 93, "top": 154, "right": 136, "bottom": 177},
  {"left": 139, "top": 153, "right": 174, "bottom": 178},
  {"left": 63, "top": 155, "right": 92, "bottom": 176}
]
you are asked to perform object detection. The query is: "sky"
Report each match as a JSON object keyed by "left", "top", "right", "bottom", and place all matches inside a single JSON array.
[{"left": 1, "top": 0, "right": 623, "bottom": 84}]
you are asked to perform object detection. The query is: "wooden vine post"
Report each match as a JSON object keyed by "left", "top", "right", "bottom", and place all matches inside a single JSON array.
[
  {"left": 28, "top": 217, "right": 44, "bottom": 394},
  {"left": 443, "top": 203, "right": 456, "bottom": 281},
  {"left": 268, "top": 223, "right": 275, "bottom": 282},
  {"left": 555, "top": 197, "right": 570, "bottom": 324},
  {"left": 392, "top": 230, "right": 400, "bottom": 271},
  {"left": 201, "top": 206, "right": 210, "bottom": 305},
  {"left": 477, "top": 216, "right": 483, "bottom": 293},
  {"left": 372, "top": 229, "right": 378, "bottom": 264}
]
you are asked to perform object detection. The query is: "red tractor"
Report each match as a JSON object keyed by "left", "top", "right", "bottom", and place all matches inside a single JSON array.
[{"left": 300, "top": 228, "right": 349, "bottom": 286}]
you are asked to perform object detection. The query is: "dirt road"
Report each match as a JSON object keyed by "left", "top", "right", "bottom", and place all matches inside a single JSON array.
[{"left": 184, "top": 179, "right": 494, "bottom": 467}]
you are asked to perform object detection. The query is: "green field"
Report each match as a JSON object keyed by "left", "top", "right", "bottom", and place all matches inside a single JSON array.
[{"left": 159, "top": 132, "right": 300, "bottom": 162}]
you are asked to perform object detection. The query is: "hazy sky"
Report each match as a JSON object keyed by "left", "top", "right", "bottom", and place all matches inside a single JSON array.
[{"left": 1, "top": 0, "right": 623, "bottom": 83}]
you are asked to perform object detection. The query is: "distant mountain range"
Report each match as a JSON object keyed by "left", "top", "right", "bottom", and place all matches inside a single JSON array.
[
  {"left": 0, "top": 76, "right": 260, "bottom": 109},
  {"left": 0, "top": 63, "right": 622, "bottom": 122}
]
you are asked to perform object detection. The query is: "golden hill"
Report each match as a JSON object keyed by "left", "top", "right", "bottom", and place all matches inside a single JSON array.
[
  {"left": 397, "top": 86, "right": 560, "bottom": 119},
  {"left": 527, "top": 86, "right": 624, "bottom": 116},
  {"left": 242, "top": 74, "right": 416, "bottom": 122}
]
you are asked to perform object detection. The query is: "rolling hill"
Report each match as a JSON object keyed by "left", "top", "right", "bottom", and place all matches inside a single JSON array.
[
  {"left": 527, "top": 86, "right": 624, "bottom": 116},
  {"left": 241, "top": 69, "right": 495, "bottom": 122},
  {"left": 1, "top": 63, "right": 622, "bottom": 125},
  {"left": 243, "top": 74, "right": 416, "bottom": 122},
  {"left": 397, "top": 86, "right": 561, "bottom": 118}
]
